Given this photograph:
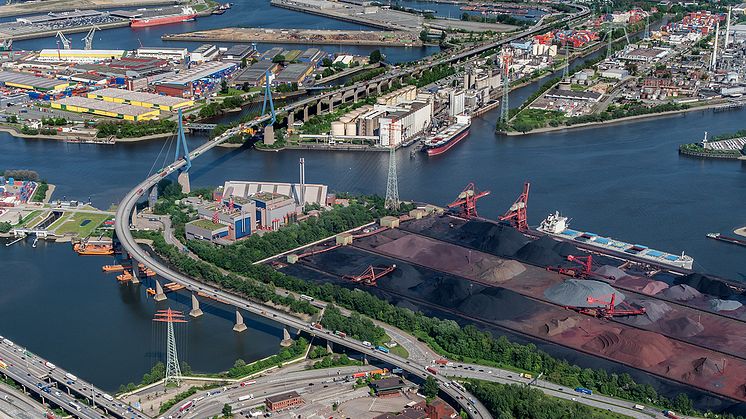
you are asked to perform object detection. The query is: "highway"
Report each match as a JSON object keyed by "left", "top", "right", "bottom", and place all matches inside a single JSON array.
[
  {"left": 0, "top": 338, "right": 144, "bottom": 419},
  {"left": 0, "top": 381, "right": 48, "bottom": 419}
]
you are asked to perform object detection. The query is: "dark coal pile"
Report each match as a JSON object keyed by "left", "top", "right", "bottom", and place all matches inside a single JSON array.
[
  {"left": 660, "top": 284, "right": 702, "bottom": 301},
  {"left": 461, "top": 220, "right": 529, "bottom": 257},
  {"left": 515, "top": 235, "right": 569, "bottom": 267},
  {"left": 458, "top": 287, "right": 539, "bottom": 321},
  {"left": 552, "top": 240, "right": 582, "bottom": 258},
  {"left": 624, "top": 300, "right": 672, "bottom": 326},
  {"left": 709, "top": 299, "right": 743, "bottom": 312},
  {"left": 407, "top": 275, "right": 481, "bottom": 308},
  {"left": 595, "top": 265, "right": 628, "bottom": 281},
  {"left": 675, "top": 273, "right": 734, "bottom": 299}
]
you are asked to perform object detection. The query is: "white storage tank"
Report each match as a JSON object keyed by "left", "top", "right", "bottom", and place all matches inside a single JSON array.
[
  {"left": 331, "top": 121, "right": 345, "bottom": 136},
  {"left": 345, "top": 122, "right": 357, "bottom": 136}
]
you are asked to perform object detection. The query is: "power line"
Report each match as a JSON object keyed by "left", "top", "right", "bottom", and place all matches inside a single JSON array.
[{"left": 153, "top": 308, "right": 187, "bottom": 387}]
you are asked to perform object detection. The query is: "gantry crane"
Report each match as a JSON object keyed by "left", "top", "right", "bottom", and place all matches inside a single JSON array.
[
  {"left": 343, "top": 265, "right": 396, "bottom": 286},
  {"left": 575, "top": 293, "right": 646, "bottom": 319},
  {"left": 56, "top": 31, "right": 71, "bottom": 50},
  {"left": 448, "top": 182, "right": 490, "bottom": 218},
  {"left": 81, "top": 26, "right": 100, "bottom": 50},
  {"left": 500, "top": 181, "right": 530, "bottom": 231}
]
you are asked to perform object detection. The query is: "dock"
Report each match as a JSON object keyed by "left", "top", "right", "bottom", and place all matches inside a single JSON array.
[{"left": 163, "top": 28, "right": 423, "bottom": 47}]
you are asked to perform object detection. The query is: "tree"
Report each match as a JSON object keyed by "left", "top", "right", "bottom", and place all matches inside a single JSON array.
[
  {"left": 369, "top": 50, "right": 383, "bottom": 64},
  {"left": 222, "top": 403, "right": 232, "bottom": 416},
  {"left": 220, "top": 79, "right": 228, "bottom": 94},
  {"left": 423, "top": 376, "right": 439, "bottom": 398},
  {"left": 419, "top": 29, "right": 429, "bottom": 42},
  {"left": 240, "top": 57, "right": 248, "bottom": 68},
  {"left": 322, "top": 57, "right": 333, "bottom": 67},
  {"left": 272, "top": 54, "right": 286, "bottom": 63}
]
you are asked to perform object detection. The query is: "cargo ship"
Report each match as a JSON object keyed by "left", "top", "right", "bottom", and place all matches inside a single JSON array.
[
  {"left": 130, "top": 6, "right": 197, "bottom": 28},
  {"left": 707, "top": 232, "right": 746, "bottom": 248},
  {"left": 537, "top": 212, "right": 694, "bottom": 269},
  {"left": 422, "top": 115, "right": 470, "bottom": 156}
]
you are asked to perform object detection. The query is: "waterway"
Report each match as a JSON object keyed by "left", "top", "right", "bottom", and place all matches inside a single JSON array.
[{"left": 1, "top": 1, "right": 745, "bottom": 401}]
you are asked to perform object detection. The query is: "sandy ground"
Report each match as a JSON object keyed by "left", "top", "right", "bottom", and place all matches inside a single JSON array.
[
  {"left": 734, "top": 227, "right": 746, "bottom": 238},
  {"left": 0, "top": 0, "right": 177, "bottom": 17}
]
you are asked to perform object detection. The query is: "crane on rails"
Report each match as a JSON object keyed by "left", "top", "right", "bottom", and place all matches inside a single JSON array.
[
  {"left": 81, "top": 26, "right": 100, "bottom": 50},
  {"left": 576, "top": 293, "right": 646, "bottom": 319},
  {"left": 56, "top": 31, "right": 71, "bottom": 50},
  {"left": 448, "top": 182, "right": 490, "bottom": 218},
  {"left": 500, "top": 181, "right": 530, "bottom": 231},
  {"left": 343, "top": 265, "right": 396, "bottom": 286},
  {"left": 547, "top": 254, "right": 618, "bottom": 280}
]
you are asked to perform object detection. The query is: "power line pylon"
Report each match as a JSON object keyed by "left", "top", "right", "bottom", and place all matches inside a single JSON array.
[
  {"left": 154, "top": 308, "right": 187, "bottom": 387},
  {"left": 384, "top": 120, "right": 400, "bottom": 211},
  {"left": 499, "top": 48, "right": 512, "bottom": 124}
]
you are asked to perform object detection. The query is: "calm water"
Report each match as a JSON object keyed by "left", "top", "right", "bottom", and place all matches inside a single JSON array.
[{"left": 1, "top": 0, "right": 745, "bottom": 396}]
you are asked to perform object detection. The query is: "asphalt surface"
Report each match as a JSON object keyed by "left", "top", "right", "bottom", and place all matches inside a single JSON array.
[
  {"left": 0, "top": 383, "right": 48, "bottom": 419},
  {"left": 0, "top": 340, "right": 142, "bottom": 419}
]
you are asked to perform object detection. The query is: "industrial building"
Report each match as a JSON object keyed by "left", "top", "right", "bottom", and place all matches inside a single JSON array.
[
  {"left": 37, "top": 49, "right": 126, "bottom": 63},
  {"left": 222, "top": 45, "right": 256, "bottom": 62},
  {"left": 233, "top": 60, "right": 276, "bottom": 87},
  {"left": 190, "top": 44, "right": 219, "bottom": 63},
  {"left": 184, "top": 218, "right": 229, "bottom": 242},
  {"left": 265, "top": 391, "right": 303, "bottom": 412},
  {"left": 260, "top": 47, "right": 284, "bottom": 61},
  {"left": 220, "top": 180, "right": 328, "bottom": 208},
  {"left": 379, "top": 100, "right": 433, "bottom": 146},
  {"left": 370, "top": 378, "right": 405, "bottom": 397},
  {"left": 275, "top": 63, "right": 314, "bottom": 85},
  {"left": 297, "top": 48, "right": 324, "bottom": 63},
  {"left": 87, "top": 88, "right": 194, "bottom": 112},
  {"left": 136, "top": 47, "right": 189, "bottom": 61},
  {"left": 155, "top": 61, "right": 237, "bottom": 98},
  {"left": 51, "top": 96, "right": 160, "bottom": 121},
  {"left": 0, "top": 70, "right": 69, "bottom": 92}
]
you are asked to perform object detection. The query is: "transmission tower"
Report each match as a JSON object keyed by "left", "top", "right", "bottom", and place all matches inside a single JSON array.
[
  {"left": 499, "top": 48, "right": 512, "bottom": 125},
  {"left": 384, "top": 120, "right": 400, "bottom": 211},
  {"left": 154, "top": 308, "right": 187, "bottom": 387}
]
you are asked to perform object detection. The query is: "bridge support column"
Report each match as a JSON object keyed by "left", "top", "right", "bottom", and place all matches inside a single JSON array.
[
  {"left": 131, "top": 265, "right": 140, "bottom": 284},
  {"left": 280, "top": 327, "right": 294, "bottom": 347},
  {"left": 353, "top": 90, "right": 358, "bottom": 102},
  {"left": 376, "top": 84, "right": 382, "bottom": 95},
  {"left": 263, "top": 126, "right": 275, "bottom": 146},
  {"left": 189, "top": 293, "right": 203, "bottom": 317},
  {"left": 316, "top": 100, "right": 322, "bottom": 115},
  {"left": 233, "top": 310, "right": 247, "bottom": 332},
  {"left": 287, "top": 111, "right": 294, "bottom": 128},
  {"left": 326, "top": 341, "right": 333, "bottom": 354},
  {"left": 153, "top": 280, "right": 167, "bottom": 301},
  {"left": 303, "top": 105, "right": 309, "bottom": 122},
  {"left": 327, "top": 99, "right": 334, "bottom": 113},
  {"left": 177, "top": 171, "right": 191, "bottom": 194}
]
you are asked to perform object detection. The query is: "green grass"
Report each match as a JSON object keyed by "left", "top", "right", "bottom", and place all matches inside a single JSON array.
[
  {"left": 18, "top": 210, "right": 43, "bottom": 227},
  {"left": 52, "top": 212, "right": 109, "bottom": 237},
  {"left": 388, "top": 344, "right": 409, "bottom": 359},
  {"left": 189, "top": 219, "right": 224, "bottom": 230}
]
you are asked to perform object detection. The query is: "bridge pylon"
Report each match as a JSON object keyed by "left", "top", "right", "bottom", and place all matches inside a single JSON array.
[
  {"left": 174, "top": 109, "right": 192, "bottom": 194},
  {"left": 189, "top": 293, "right": 203, "bottom": 317},
  {"left": 280, "top": 327, "right": 294, "bottom": 347},
  {"left": 233, "top": 310, "right": 247, "bottom": 332},
  {"left": 154, "top": 279, "right": 167, "bottom": 301}
]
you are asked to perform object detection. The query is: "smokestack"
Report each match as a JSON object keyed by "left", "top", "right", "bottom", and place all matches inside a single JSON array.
[
  {"left": 725, "top": 7, "right": 731, "bottom": 50},
  {"left": 711, "top": 20, "right": 720, "bottom": 70},
  {"left": 299, "top": 157, "right": 305, "bottom": 206}
]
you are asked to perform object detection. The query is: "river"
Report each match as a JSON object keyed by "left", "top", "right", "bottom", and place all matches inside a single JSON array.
[{"left": 1, "top": 0, "right": 745, "bottom": 399}]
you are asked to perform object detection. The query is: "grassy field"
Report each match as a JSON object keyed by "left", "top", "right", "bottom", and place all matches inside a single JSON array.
[
  {"left": 388, "top": 344, "right": 409, "bottom": 359},
  {"left": 19, "top": 210, "right": 44, "bottom": 227},
  {"left": 52, "top": 212, "right": 109, "bottom": 237}
]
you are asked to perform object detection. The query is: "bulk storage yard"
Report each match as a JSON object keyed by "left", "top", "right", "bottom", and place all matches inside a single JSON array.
[{"left": 270, "top": 207, "right": 746, "bottom": 412}]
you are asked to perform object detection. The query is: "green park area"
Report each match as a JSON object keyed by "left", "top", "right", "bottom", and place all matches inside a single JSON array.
[{"left": 50, "top": 212, "right": 109, "bottom": 237}]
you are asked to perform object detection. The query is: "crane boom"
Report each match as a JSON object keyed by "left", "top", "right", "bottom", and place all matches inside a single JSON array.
[
  {"left": 56, "top": 31, "right": 71, "bottom": 50},
  {"left": 81, "top": 26, "right": 100, "bottom": 50}
]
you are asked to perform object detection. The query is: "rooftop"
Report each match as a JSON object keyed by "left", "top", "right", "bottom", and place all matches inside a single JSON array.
[
  {"left": 0, "top": 70, "right": 67, "bottom": 90},
  {"left": 266, "top": 391, "right": 301, "bottom": 404},
  {"left": 53, "top": 96, "right": 157, "bottom": 116},
  {"left": 89, "top": 87, "right": 192, "bottom": 108},
  {"left": 157, "top": 62, "right": 236, "bottom": 85},
  {"left": 189, "top": 219, "right": 224, "bottom": 230}
]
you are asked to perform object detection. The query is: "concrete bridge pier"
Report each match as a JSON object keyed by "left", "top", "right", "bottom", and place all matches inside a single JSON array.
[
  {"left": 303, "top": 105, "right": 310, "bottom": 122},
  {"left": 153, "top": 280, "right": 167, "bottom": 301},
  {"left": 263, "top": 125, "right": 275, "bottom": 146},
  {"left": 177, "top": 171, "right": 191, "bottom": 194},
  {"left": 316, "top": 100, "right": 322, "bottom": 115},
  {"left": 130, "top": 265, "right": 140, "bottom": 284},
  {"left": 280, "top": 327, "right": 294, "bottom": 347},
  {"left": 189, "top": 293, "right": 203, "bottom": 317},
  {"left": 287, "top": 111, "right": 294, "bottom": 129},
  {"left": 233, "top": 310, "right": 247, "bottom": 332},
  {"left": 326, "top": 341, "right": 333, "bottom": 354}
]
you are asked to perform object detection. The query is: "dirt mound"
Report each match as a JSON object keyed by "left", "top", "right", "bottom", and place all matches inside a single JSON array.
[
  {"left": 594, "top": 265, "right": 627, "bottom": 280},
  {"left": 462, "top": 221, "right": 529, "bottom": 257},
  {"left": 625, "top": 300, "right": 672, "bottom": 326},
  {"left": 475, "top": 259, "right": 526, "bottom": 283},
  {"left": 640, "top": 281, "right": 670, "bottom": 295},
  {"left": 582, "top": 328, "right": 674, "bottom": 368},
  {"left": 709, "top": 299, "right": 743, "bottom": 312},
  {"left": 545, "top": 317, "right": 579, "bottom": 336},
  {"left": 615, "top": 276, "right": 670, "bottom": 295},
  {"left": 686, "top": 357, "right": 726, "bottom": 379},
  {"left": 458, "top": 287, "right": 538, "bottom": 321},
  {"left": 544, "top": 279, "right": 625, "bottom": 307},
  {"left": 408, "top": 275, "right": 476, "bottom": 308},
  {"left": 660, "top": 316, "right": 704, "bottom": 338},
  {"left": 552, "top": 240, "right": 581, "bottom": 258},
  {"left": 659, "top": 284, "right": 702, "bottom": 301},
  {"left": 674, "top": 273, "right": 734, "bottom": 299},
  {"left": 515, "top": 236, "right": 567, "bottom": 267}
]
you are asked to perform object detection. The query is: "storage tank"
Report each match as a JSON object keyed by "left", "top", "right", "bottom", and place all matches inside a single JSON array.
[
  {"left": 339, "top": 116, "right": 352, "bottom": 124},
  {"left": 331, "top": 121, "right": 345, "bottom": 136},
  {"left": 345, "top": 122, "right": 357, "bottom": 136}
]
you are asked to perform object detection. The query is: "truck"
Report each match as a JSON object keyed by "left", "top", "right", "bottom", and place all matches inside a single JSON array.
[
  {"left": 311, "top": 322, "right": 323, "bottom": 330},
  {"left": 663, "top": 411, "right": 679, "bottom": 419},
  {"left": 179, "top": 400, "right": 193, "bottom": 412},
  {"left": 426, "top": 366, "right": 438, "bottom": 375},
  {"left": 0, "top": 361, "right": 6, "bottom": 369},
  {"left": 44, "top": 362, "right": 56, "bottom": 370},
  {"left": 102, "top": 393, "right": 114, "bottom": 402},
  {"left": 375, "top": 346, "right": 389, "bottom": 354},
  {"left": 520, "top": 373, "right": 533, "bottom": 379},
  {"left": 434, "top": 359, "right": 448, "bottom": 365},
  {"left": 238, "top": 394, "right": 254, "bottom": 401},
  {"left": 633, "top": 404, "right": 644, "bottom": 410},
  {"left": 574, "top": 387, "right": 592, "bottom": 395},
  {"left": 351, "top": 372, "right": 367, "bottom": 379},
  {"left": 68, "top": 402, "right": 82, "bottom": 412},
  {"left": 240, "top": 380, "right": 256, "bottom": 387},
  {"left": 392, "top": 368, "right": 403, "bottom": 374},
  {"left": 2, "top": 338, "right": 14, "bottom": 347},
  {"left": 299, "top": 294, "right": 314, "bottom": 301},
  {"left": 65, "top": 373, "right": 78, "bottom": 383}
]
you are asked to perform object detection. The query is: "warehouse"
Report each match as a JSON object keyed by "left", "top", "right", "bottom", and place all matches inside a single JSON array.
[
  {"left": 155, "top": 61, "right": 237, "bottom": 98},
  {"left": 190, "top": 44, "right": 219, "bottom": 63},
  {"left": 51, "top": 96, "right": 160, "bottom": 121},
  {"left": 220, "top": 180, "right": 328, "bottom": 208},
  {"left": 275, "top": 63, "right": 314, "bottom": 85},
  {"left": 223, "top": 45, "right": 256, "bottom": 62},
  {"left": 185, "top": 219, "right": 229, "bottom": 242},
  {"left": 136, "top": 47, "right": 189, "bottom": 61},
  {"left": 260, "top": 47, "right": 284, "bottom": 61},
  {"left": 233, "top": 60, "right": 276, "bottom": 87},
  {"left": 87, "top": 87, "right": 194, "bottom": 112},
  {"left": 37, "top": 49, "right": 126, "bottom": 63},
  {"left": 0, "top": 70, "right": 69, "bottom": 92},
  {"left": 297, "top": 48, "right": 324, "bottom": 63}
]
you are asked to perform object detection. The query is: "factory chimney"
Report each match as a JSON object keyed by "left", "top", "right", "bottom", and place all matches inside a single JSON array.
[
  {"left": 299, "top": 157, "right": 305, "bottom": 207},
  {"left": 725, "top": 7, "right": 732, "bottom": 50},
  {"left": 711, "top": 20, "right": 720, "bottom": 70}
]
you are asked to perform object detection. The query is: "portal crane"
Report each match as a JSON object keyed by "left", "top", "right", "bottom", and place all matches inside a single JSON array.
[
  {"left": 500, "top": 181, "right": 530, "bottom": 231},
  {"left": 343, "top": 265, "right": 396, "bottom": 286},
  {"left": 577, "top": 293, "right": 645, "bottom": 319},
  {"left": 81, "top": 26, "right": 100, "bottom": 50},
  {"left": 448, "top": 182, "right": 490, "bottom": 218},
  {"left": 56, "top": 31, "right": 71, "bottom": 50}
]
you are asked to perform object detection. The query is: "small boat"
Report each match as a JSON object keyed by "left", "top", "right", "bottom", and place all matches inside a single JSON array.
[{"left": 706, "top": 233, "right": 746, "bottom": 248}]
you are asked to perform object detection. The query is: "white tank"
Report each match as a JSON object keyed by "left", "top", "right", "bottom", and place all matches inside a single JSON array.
[
  {"left": 345, "top": 122, "right": 357, "bottom": 136},
  {"left": 331, "top": 121, "right": 345, "bottom": 136},
  {"left": 339, "top": 116, "right": 353, "bottom": 124}
]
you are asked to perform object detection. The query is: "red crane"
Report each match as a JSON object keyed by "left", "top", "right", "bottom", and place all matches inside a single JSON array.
[
  {"left": 500, "top": 182, "right": 530, "bottom": 231},
  {"left": 343, "top": 265, "right": 396, "bottom": 286},
  {"left": 448, "top": 183, "right": 490, "bottom": 218},
  {"left": 576, "top": 293, "right": 646, "bottom": 319},
  {"left": 547, "top": 254, "right": 618, "bottom": 280}
]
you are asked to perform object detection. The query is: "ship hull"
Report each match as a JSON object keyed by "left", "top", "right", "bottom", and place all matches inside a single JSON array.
[
  {"left": 425, "top": 126, "right": 470, "bottom": 156},
  {"left": 131, "top": 14, "right": 197, "bottom": 28}
]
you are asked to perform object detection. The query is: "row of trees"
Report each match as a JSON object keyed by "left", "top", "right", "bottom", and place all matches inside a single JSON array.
[
  {"left": 2, "top": 169, "right": 39, "bottom": 181},
  {"left": 96, "top": 120, "right": 177, "bottom": 139},
  {"left": 20, "top": 125, "right": 57, "bottom": 136},
  {"left": 198, "top": 95, "right": 245, "bottom": 119},
  {"left": 320, "top": 306, "right": 386, "bottom": 345},
  {"left": 311, "top": 353, "right": 362, "bottom": 370},
  {"left": 31, "top": 182, "right": 48, "bottom": 202},
  {"left": 226, "top": 338, "right": 308, "bottom": 378}
]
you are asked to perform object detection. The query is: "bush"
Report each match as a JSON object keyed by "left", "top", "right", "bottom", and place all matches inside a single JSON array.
[{"left": 96, "top": 120, "right": 176, "bottom": 139}]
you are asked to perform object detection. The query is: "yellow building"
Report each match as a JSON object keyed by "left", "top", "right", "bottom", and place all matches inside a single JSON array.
[
  {"left": 38, "top": 49, "right": 126, "bottom": 63},
  {"left": 86, "top": 87, "right": 194, "bottom": 112},
  {"left": 52, "top": 96, "right": 159, "bottom": 121}
]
